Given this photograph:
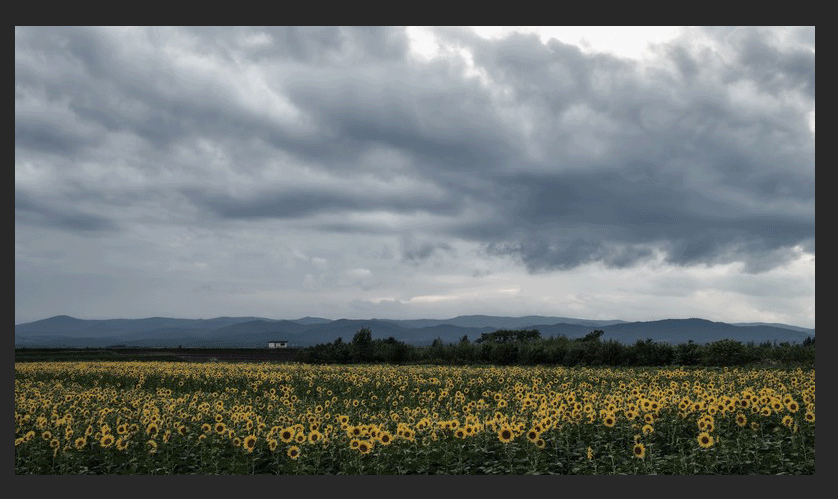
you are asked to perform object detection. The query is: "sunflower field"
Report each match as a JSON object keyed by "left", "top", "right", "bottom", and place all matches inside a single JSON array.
[{"left": 15, "top": 362, "right": 814, "bottom": 474}]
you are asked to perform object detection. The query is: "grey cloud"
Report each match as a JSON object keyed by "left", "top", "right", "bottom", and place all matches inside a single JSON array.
[
  {"left": 182, "top": 26, "right": 411, "bottom": 65},
  {"left": 15, "top": 26, "right": 814, "bottom": 278},
  {"left": 467, "top": 166, "right": 813, "bottom": 272},
  {"left": 14, "top": 114, "right": 102, "bottom": 156},
  {"left": 401, "top": 240, "right": 455, "bottom": 265},
  {"left": 430, "top": 29, "right": 813, "bottom": 274},
  {"left": 485, "top": 237, "right": 654, "bottom": 273},
  {"left": 182, "top": 186, "right": 464, "bottom": 221},
  {"left": 15, "top": 188, "right": 119, "bottom": 233},
  {"left": 282, "top": 62, "right": 518, "bottom": 175},
  {"left": 733, "top": 28, "right": 815, "bottom": 98}
]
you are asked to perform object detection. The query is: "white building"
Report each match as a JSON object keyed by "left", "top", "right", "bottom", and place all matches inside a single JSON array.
[{"left": 267, "top": 340, "right": 288, "bottom": 349}]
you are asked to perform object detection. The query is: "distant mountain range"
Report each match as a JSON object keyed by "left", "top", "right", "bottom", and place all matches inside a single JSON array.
[{"left": 14, "top": 315, "right": 814, "bottom": 349}]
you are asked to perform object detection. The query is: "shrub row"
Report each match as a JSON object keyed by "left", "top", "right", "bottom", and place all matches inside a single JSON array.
[{"left": 296, "top": 328, "right": 815, "bottom": 367}]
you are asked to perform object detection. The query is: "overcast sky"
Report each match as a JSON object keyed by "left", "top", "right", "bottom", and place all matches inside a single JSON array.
[{"left": 15, "top": 26, "right": 815, "bottom": 328}]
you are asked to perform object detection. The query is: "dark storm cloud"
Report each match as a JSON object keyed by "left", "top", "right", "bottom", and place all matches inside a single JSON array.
[
  {"left": 400, "top": 234, "right": 455, "bottom": 265},
  {"left": 280, "top": 58, "right": 519, "bottom": 176},
  {"left": 14, "top": 113, "right": 102, "bottom": 156},
  {"left": 711, "top": 26, "right": 815, "bottom": 99},
  {"left": 427, "top": 28, "right": 814, "bottom": 273},
  {"left": 15, "top": 26, "right": 814, "bottom": 277},
  {"left": 182, "top": 185, "right": 464, "bottom": 221},
  {"left": 15, "top": 188, "right": 118, "bottom": 233}
]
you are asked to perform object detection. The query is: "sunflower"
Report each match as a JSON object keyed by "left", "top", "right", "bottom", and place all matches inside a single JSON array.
[
  {"left": 736, "top": 413, "right": 748, "bottom": 427},
  {"left": 697, "top": 432, "right": 714, "bottom": 449},
  {"left": 782, "top": 415, "right": 794, "bottom": 428},
  {"left": 215, "top": 422, "right": 227, "bottom": 435},
  {"left": 804, "top": 411, "right": 815, "bottom": 423},
  {"left": 287, "top": 445, "right": 300, "bottom": 459},
  {"left": 100, "top": 433, "right": 115, "bottom": 448},
  {"left": 267, "top": 438, "right": 278, "bottom": 452},
  {"left": 243, "top": 434, "right": 257, "bottom": 453},
  {"left": 74, "top": 437, "right": 87, "bottom": 450},
  {"left": 308, "top": 430, "right": 322, "bottom": 444},
  {"left": 279, "top": 428, "right": 295, "bottom": 443},
  {"left": 146, "top": 423, "right": 159, "bottom": 438},
  {"left": 633, "top": 443, "right": 646, "bottom": 459},
  {"left": 357, "top": 440, "right": 373, "bottom": 454},
  {"left": 116, "top": 438, "right": 129, "bottom": 451},
  {"left": 378, "top": 432, "right": 392, "bottom": 445},
  {"left": 147, "top": 440, "right": 158, "bottom": 454},
  {"left": 602, "top": 414, "right": 616, "bottom": 427},
  {"left": 527, "top": 430, "right": 540, "bottom": 442},
  {"left": 498, "top": 427, "right": 514, "bottom": 443},
  {"left": 642, "top": 424, "right": 654, "bottom": 435},
  {"left": 587, "top": 446, "right": 594, "bottom": 460}
]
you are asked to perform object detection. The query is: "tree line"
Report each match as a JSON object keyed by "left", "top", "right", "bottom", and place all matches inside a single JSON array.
[{"left": 295, "top": 328, "right": 815, "bottom": 367}]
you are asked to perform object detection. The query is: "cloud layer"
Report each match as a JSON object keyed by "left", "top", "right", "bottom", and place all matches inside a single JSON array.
[{"left": 15, "top": 27, "right": 815, "bottom": 327}]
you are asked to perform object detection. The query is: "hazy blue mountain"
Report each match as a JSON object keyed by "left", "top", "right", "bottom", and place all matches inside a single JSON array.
[
  {"left": 292, "top": 317, "right": 334, "bottom": 325},
  {"left": 732, "top": 322, "right": 815, "bottom": 335},
  {"left": 380, "top": 315, "right": 625, "bottom": 330},
  {"left": 203, "top": 320, "right": 310, "bottom": 338},
  {"left": 599, "top": 319, "right": 814, "bottom": 345},
  {"left": 15, "top": 315, "right": 813, "bottom": 348}
]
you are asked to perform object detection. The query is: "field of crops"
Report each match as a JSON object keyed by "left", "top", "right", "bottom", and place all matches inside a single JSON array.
[{"left": 15, "top": 361, "right": 814, "bottom": 474}]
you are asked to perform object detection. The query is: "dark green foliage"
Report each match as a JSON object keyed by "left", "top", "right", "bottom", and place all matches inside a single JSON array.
[
  {"left": 294, "top": 328, "right": 815, "bottom": 368},
  {"left": 475, "top": 329, "right": 541, "bottom": 344},
  {"left": 704, "top": 339, "right": 748, "bottom": 366}
]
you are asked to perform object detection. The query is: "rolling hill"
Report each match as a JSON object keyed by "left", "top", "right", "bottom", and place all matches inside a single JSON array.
[{"left": 14, "top": 314, "right": 814, "bottom": 348}]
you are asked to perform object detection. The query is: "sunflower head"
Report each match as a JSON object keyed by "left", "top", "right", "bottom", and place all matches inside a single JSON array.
[
  {"left": 633, "top": 443, "right": 646, "bottom": 459},
  {"left": 498, "top": 427, "right": 513, "bottom": 443},
  {"left": 100, "top": 434, "right": 115, "bottom": 448},
  {"left": 357, "top": 440, "right": 373, "bottom": 454},
  {"left": 243, "top": 435, "right": 257, "bottom": 453},
  {"left": 697, "top": 432, "right": 714, "bottom": 449}
]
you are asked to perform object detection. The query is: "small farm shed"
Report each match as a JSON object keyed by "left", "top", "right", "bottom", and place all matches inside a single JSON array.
[{"left": 267, "top": 340, "right": 288, "bottom": 349}]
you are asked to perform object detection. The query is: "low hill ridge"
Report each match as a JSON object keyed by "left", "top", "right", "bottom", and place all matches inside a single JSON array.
[{"left": 15, "top": 315, "right": 813, "bottom": 348}]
